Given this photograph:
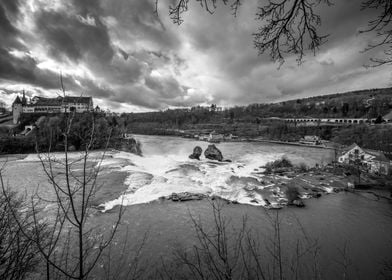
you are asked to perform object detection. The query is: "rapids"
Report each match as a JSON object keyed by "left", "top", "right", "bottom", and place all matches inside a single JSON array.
[{"left": 99, "top": 135, "right": 334, "bottom": 210}]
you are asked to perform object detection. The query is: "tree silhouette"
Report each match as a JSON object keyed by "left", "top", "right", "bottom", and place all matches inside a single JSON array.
[{"left": 161, "top": 0, "right": 392, "bottom": 65}]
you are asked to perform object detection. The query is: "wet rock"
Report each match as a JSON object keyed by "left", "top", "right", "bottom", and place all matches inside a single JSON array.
[
  {"left": 168, "top": 192, "right": 206, "bottom": 202},
  {"left": 292, "top": 199, "right": 305, "bottom": 207},
  {"left": 204, "top": 144, "right": 223, "bottom": 161},
  {"left": 116, "top": 137, "right": 142, "bottom": 155},
  {"left": 189, "top": 146, "right": 202, "bottom": 160}
]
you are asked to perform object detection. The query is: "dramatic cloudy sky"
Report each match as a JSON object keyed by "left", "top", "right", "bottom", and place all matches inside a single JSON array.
[{"left": 0, "top": 0, "right": 391, "bottom": 111}]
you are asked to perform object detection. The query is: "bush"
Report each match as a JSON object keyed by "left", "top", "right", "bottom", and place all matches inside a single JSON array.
[
  {"left": 0, "top": 190, "right": 42, "bottom": 280},
  {"left": 264, "top": 157, "right": 293, "bottom": 173},
  {"left": 296, "top": 162, "right": 308, "bottom": 172}
]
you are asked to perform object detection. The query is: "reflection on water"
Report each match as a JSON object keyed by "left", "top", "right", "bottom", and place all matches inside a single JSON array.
[{"left": 96, "top": 192, "right": 392, "bottom": 279}]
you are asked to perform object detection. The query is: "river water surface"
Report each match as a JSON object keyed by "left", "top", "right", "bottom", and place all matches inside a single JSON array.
[
  {"left": 94, "top": 135, "right": 392, "bottom": 279},
  {"left": 7, "top": 135, "right": 392, "bottom": 279},
  {"left": 100, "top": 135, "right": 336, "bottom": 209}
]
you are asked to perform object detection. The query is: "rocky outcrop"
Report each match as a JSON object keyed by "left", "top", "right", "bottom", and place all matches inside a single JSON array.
[
  {"left": 290, "top": 199, "right": 305, "bottom": 207},
  {"left": 204, "top": 144, "right": 223, "bottom": 161},
  {"left": 168, "top": 192, "right": 207, "bottom": 202},
  {"left": 116, "top": 138, "right": 142, "bottom": 156},
  {"left": 189, "top": 146, "right": 202, "bottom": 160}
]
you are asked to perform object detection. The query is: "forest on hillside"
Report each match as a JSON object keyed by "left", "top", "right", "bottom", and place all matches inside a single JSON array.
[
  {"left": 116, "top": 88, "right": 392, "bottom": 152},
  {"left": 121, "top": 87, "right": 392, "bottom": 126}
]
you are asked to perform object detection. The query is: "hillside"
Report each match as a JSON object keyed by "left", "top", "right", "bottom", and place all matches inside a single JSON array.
[
  {"left": 116, "top": 87, "right": 392, "bottom": 152},
  {"left": 122, "top": 87, "right": 392, "bottom": 124},
  {"left": 270, "top": 87, "right": 392, "bottom": 119}
]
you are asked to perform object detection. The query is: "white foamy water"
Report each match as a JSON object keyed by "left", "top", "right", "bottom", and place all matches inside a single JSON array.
[
  {"left": 17, "top": 135, "right": 334, "bottom": 210},
  {"left": 98, "top": 135, "right": 335, "bottom": 211},
  {"left": 100, "top": 150, "right": 278, "bottom": 210}
]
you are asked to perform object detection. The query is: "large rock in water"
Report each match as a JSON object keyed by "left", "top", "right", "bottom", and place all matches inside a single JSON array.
[
  {"left": 204, "top": 144, "right": 223, "bottom": 161},
  {"left": 189, "top": 146, "right": 202, "bottom": 160},
  {"left": 116, "top": 137, "right": 142, "bottom": 156}
]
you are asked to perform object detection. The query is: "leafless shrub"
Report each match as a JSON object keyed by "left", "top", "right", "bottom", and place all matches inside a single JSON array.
[
  {"left": 99, "top": 229, "right": 148, "bottom": 280},
  {"left": 0, "top": 187, "right": 42, "bottom": 280},
  {"left": 166, "top": 200, "right": 325, "bottom": 280},
  {"left": 1, "top": 80, "right": 126, "bottom": 279}
]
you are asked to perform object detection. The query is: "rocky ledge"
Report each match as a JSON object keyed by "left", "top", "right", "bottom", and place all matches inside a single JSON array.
[{"left": 166, "top": 192, "right": 208, "bottom": 202}]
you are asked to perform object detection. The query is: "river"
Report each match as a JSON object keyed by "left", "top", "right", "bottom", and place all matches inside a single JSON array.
[
  {"left": 92, "top": 135, "right": 392, "bottom": 279},
  {"left": 4, "top": 135, "right": 392, "bottom": 279},
  {"left": 100, "top": 135, "right": 336, "bottom": 209}
]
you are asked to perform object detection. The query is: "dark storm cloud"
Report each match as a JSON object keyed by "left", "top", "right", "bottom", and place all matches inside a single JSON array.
[
  {"left": 0, "top": 0, "right": 64, "bottom": 94},
  {"left": 1, "top": 0, "right": 20, "bottom": 14},
  {"left": 0, "top": 48, "right": 73, "bottom": 90},
  {"left": 0, "top": 0, "right": 390, "bottom": 111},
  {"left": 71, "top": 0, "right": 102, "bottom": 16},
  {"left": 145, "top": 74, "right": 186, "bottom": 99},
  {"left": 101, "top": 0, "right": 180, "bottom": 50},
  {"left": 35, "top": 10, "right": 114, "bottom": 63},
  {"left": 0, "top": 0, "right": 22, "bottom": 47},
  {"left": 0, "top": 4, "right": 17, "bottom": 36}
]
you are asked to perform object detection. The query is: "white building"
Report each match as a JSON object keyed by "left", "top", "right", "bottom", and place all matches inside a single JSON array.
[
  {"left": 12, "top": 94, "right": 93, "bottom": 124},
  {"left": 338, "top": 143, "right": 391, "bottom": 175}
]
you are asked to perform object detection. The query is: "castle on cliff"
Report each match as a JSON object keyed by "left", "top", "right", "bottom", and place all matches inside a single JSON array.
[{"left": 12, "top": 91, "right": 93, "bottom": 124}]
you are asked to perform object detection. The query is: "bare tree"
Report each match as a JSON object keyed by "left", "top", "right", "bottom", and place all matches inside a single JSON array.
[
  {"left": 360, "top": 0, "right": 392, "bottom": 66},
  {"left": 166, "top": 200, "right": 324, "bottom": 280},
  {"left": 100, "top": 230, "right": 148, "bottom": 280},
  {"left": 0, "top": 185, "right": 42, "bottom": 280},
  {"left": 159, "top": 0, "right": 392, "bottom": 65},
  {"left": 1, "top": 109, "right": 124, "bottom": 279},
  {"left": 253, "top": 0, "right": 332, "bottom": 65},
  {"left": 164, "top": 0, "right": 242, "bottom": 25}
]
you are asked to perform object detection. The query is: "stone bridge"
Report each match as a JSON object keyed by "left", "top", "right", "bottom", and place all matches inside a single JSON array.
[{"left": 283, "top": 118, "right": 381, "bottom": 124}]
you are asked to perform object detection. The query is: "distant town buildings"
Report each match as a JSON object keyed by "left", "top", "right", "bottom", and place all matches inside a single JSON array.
[
  {"left": 12, "top": 92, "right": 93, "bottom": 124},
  {"left": 299, "top": 135, "right": 321, "bottom": 145}
]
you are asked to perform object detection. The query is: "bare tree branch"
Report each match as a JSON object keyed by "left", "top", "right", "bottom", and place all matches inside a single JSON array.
[
  {"left": 253, "top": 0, "right": 331, "bottom": 65},
  {"left": 361, "top": 0, "right": 392, "bottom": 66}
]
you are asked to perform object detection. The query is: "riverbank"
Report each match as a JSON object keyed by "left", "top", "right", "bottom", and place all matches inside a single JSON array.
[{"left": 249, "top": 138, "right": 335, "bottom": 150}]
